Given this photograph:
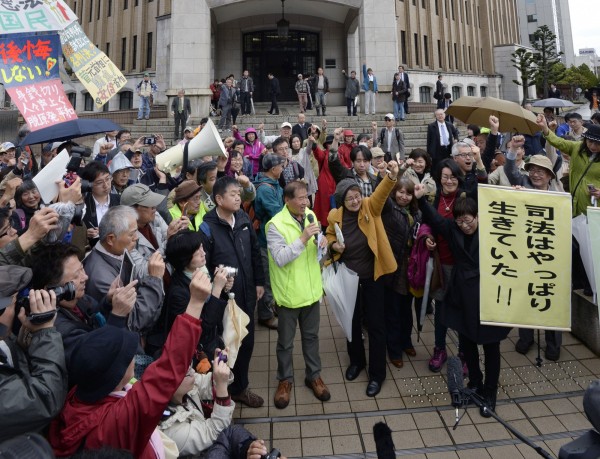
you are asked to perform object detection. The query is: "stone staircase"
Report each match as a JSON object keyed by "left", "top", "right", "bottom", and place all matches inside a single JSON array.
[{"left": 120, "top": 102, "right": 465, "bottom": 151}]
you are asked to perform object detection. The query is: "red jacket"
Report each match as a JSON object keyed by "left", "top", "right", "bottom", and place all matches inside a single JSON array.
[
  {"left": 49, "top": 314, "right": 202, "bottom": 458},
  {"left": 338, "top": 142, "right": 355, "bottom": 169}
]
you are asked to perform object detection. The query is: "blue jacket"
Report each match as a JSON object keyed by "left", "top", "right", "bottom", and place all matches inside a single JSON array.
[
  {"left": 362, "top": 64, "right": 378, "bottom": 92},
  {"left": 253, "top": 173, "right": 283, "bottom": 247}
]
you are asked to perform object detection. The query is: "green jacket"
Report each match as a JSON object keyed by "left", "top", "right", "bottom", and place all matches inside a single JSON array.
[
  {"left": 543, "top": 130, "right": 600, "bottom": 216},
  {"left": 266, "top": 207, "right": 323, "bottom": 308}
]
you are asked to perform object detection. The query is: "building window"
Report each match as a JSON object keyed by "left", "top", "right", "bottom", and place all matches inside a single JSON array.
[
  {"left": 88, "top": 0, "right": 93, "bottom": 22},
  {"left": 423, "top": 35, "right": 429, "bottom": 67},
  {"left": 437, "top": 40, "right": 442, "bottom": 68},
  {"left": 463, "top": 44, "right": 467, "bottom": 69},
  {"left": 108, "top": 0, "right": 112, "bottom": 16},
  {"left": 480, "top": 86, "right": 487, "bottom": 97},
  {"left": 465, "top": 1, "right": 469, "bottom": 24},
  {"left": 84, "top": 93, "right": 94, "bottom": 111},
  {"left": 135, "top": 0, "right": 139, "bottom": 5},
  {"left": 468, "top": 46, "right": 472, "bottom": 70},
  {"left": 412, "top": 0, "right": 416, "bottom": 5},
  {"left": 146, "top": 32, "right": 153, "bottom": 68},
  {"left": 451, "top": 0, "right": 455, "bottom": 20},
  {"left": 467, "top": 86, "right": 475, "bottom": 96},
  {"left": 401, "top": 31, "right": 407, "bottom": 64},
  {"left": 96, "top": 0, "right": 100, "bottom": 20},
  {"left": 121, "top": 37, "right": 126, "bottom": 70},
  {"left": 477, "top": 6, "right": 480, "bottom": 28},
  {"left": 422, "top": 0, "right": 426, "bottom": 8},
  {"left": 103, "top": 101, "right": 110, "bottom": 112},
  {"left": 74, "top": 1, "right": 77, "bottom": 15},
  {"left": 132, "top": 35, "right": 137, "bottom": 70},
  {"left": 480, "top": 48, "right": 484, "bottom": 72},
  {"left": 528, "top": 33, "right": 536, "bottom": 43},
  {"left": 124, "top": 0, "right": 128, "bottom": 9},
  {"left": 527, "top": 14, "right": 537, "bottom": 22},
  {"left": 67, "top": 93, "right": 76, "bottom": 110},
  {"left": 452, "top": 86, "right": 461, "bottom": 100},
  {"left": 414, "top": 33, "right": 420, "bottom": 66},
  {"left": 119, "top": 91, "right": 133, "bottom": 110},
  {"left": 419, "top": 86, "right": 432, "bottom": 104},
  {"left": 435, "top": 0, "right": 439, "bottom": 15},
  {"left": 447, "top": 42, "right": 452, "bottom": 69},
  {"left": 106, "top": 42, "right": 110, "bottom": 58},
  {"left": 454, "top": 43, "right": 458, "bottom": 70}
]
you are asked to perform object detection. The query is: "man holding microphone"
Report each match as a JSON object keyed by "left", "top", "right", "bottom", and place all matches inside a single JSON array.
[{"left": 266, "top": 181, "right": 330, "bottom": 409}]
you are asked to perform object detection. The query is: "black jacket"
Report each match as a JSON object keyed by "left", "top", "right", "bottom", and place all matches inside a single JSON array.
[
  {"left": 164, "top": 269, "right": 227, "bottom": 356},
  {"left": 426, "top": 121, "right": 459, "bottom": 171},
  {"left": 268, "top": 77, "right": 280, "bottom": 96},
  {"left": 199, "top": 208, "right": 265, "bottom": 313},
  {"left": 419, "top": 197, "right": 511, "bottom": 344},
  {"left": 328, "top": 152, "right": 379, "bottom": 192},
  {"left": 309, "top": 74, "right": 330, "bottom": 93}
]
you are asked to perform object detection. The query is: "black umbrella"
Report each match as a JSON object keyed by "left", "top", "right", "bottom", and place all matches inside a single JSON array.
[{"left": 19, "top": 118, "right": 122, "bottom": 146}]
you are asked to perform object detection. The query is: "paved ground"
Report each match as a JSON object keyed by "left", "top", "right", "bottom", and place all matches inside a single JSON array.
[{"left": 232, "top": 300, "right": 599, "bottom": 458}]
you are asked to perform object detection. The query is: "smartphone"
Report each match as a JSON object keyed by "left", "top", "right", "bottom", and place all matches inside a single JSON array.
[
  {"left": 181, "top": 202, "right": 189, "bottom": 218},
  {"left": 144, "top": 136, "right": 156, "bottom": 145},
  {"left": 119, "top": 249, "right": 135, "bottom": 287}
]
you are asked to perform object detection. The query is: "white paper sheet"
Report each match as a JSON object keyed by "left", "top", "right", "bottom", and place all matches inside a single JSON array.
[{"left": 33, "top": 149, "right": 70, "bottom": 203}]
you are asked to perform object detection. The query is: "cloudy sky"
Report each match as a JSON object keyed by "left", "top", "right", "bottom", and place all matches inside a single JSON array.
[{"left": 568, "top": 0, "right": 600, "bottom": 52}]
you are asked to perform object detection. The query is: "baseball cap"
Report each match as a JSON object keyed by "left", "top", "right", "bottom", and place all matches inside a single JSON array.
[
  {"left": 371, "top": 147, "right": 385, "bottom": 158},
  {"left": 384, "top": 113, "right": 395, "bottom": 121},
  {"left": 120, "top": 184, "right": 165, "bottom": 207},
  {"left": 262, "top": 154, "right": 286, "bottom": 170},
  {"left": 280, "top": 122, "right": 292, "bottom": 129},
  {"left": 2, "top": 142, "right": 15, "bottom": 151},
  {"left": 0, "top": 266, "right": 32, "bottom": 311},
  {"left": 184, "top": 126, "right": 193, "bottom": 133},
  {"left": 143, "top": 72, "right": 150, "bottom": 77}
]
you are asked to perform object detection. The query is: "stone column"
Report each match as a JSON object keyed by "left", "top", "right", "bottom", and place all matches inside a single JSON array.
[{"left": 166, "top": 0, "right": 213, "bottom": 120}]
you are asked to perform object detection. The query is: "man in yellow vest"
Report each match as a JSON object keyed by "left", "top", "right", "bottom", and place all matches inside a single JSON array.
[{"left": 266, "top": 181, "right": 330, "bottom": 409}]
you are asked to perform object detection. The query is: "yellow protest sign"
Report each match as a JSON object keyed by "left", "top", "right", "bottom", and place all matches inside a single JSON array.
[{"left": 478, "top": 185, "right": 571, "bottom": 330}]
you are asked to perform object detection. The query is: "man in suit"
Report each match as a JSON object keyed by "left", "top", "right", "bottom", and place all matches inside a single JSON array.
[
  {"left": 218, "top": 78, "right": 236, "bottom": 132},
  {"left": 434, "top": 74, "right": 445, "bottom": 107},
  {"left": 426, "top": 109, "right": 459, "bottom": 172},
  {"left": 548, "top": 84, "right": 561, "bottom": 116},
  {"left": 397, "top": 66, "right": 410, "bottom": 115},
  {"left": 291, "top": 113, "right": 312, "bottom": 142},
  {"left": 267, "top": 72, "right": 280, "bottom": 115},
  {"left": 238, "top": 70, "right": 254, "bottom": 116},
  {"left": 170, "top": 89, "right": 192, "bottom": 140}
]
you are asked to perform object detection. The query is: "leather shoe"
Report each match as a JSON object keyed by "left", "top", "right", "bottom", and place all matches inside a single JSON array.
[
  {"left": 404, "top": 347, "right": 417, "bottom": 357},
  {"left": 390, "top": 359, "right": 404, "bottom": 368},
  {"left": 305, "top": 377, "right": 331, "bottom": 401},
  {"left": 515, "top": 339, "right": 533, "bottom": 355},
  {"left": 366, "top": 380, "right": 381, "bottom": 397},
  {"left": 345, "top": 365, "right": 364, "bottom": 381},
  {"left": 258, "top": 317, "right": 278, "bottom": 330},
  {"left": 274, "top": 380, "right": 292, "bottom": 409}
]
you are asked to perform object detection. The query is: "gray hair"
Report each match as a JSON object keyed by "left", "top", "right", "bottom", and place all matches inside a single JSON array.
[
  {"left": 451, "top": 141, "right": 473, "bottom": 157},
  {"left": 99, "top": 205, "right": 138, "bottom": 242}
]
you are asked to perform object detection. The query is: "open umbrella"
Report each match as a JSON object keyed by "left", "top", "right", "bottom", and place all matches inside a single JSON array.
[
  {"left": 532, "top": 98, "right": 575, "bottom": 108},
  {"left": 20, "top": 118, "right": 122, "bottom": 146},
  {"left": 322, "top": 261, "right": 359, "bottom": 342},
  {"left": 446, "top": 96, "right": 541, "bottom": 135}
]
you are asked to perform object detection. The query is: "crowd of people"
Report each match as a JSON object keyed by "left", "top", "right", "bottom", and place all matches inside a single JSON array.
[{"left": 1, "top": 92, "right": 600, "bottom": 457}]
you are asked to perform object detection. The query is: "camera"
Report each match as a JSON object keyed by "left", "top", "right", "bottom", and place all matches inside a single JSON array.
[
  {"left": 144, "top": 136, "right": 156, "bottom": 145},
  {"left": 63, "top": 145, "right": 93, "bottom": 194},
  {"left": 261, "top": 449, "right": 281, "bottom": 459},
  {"left": 15, "top": 282, "right": 76, "bottom": 324},
  {"left": 221, "top": 266, "right": 238, "bottom": 277}
]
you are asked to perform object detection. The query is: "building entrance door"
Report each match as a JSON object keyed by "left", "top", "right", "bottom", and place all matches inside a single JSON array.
[{"left": 243, "top": 30, "right": 320, "bottom": 102}]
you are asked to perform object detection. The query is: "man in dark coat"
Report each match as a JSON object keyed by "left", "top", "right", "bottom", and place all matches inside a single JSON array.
[
  {"left": 426, "top": 109, "right": 459, "bottom": 173},
  {"left": 267, "top": 72, "right": 280, "bottom": 115},
  {"left": 170, "top": 89, "right": 192, "bottom": 140},
  {"left": 199, "top": 176, "right": 265, "bottom": 408}
]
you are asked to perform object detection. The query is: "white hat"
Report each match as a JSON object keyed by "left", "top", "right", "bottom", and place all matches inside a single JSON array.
[
  {"left": 109, "top": 152, "right": 134, "bottom": 175},
  {"left": 280, "top": 122, "right": 292, "bottom": 129},
  {"left": 384, "top": 113, "right": 395, "bottom": 121}
]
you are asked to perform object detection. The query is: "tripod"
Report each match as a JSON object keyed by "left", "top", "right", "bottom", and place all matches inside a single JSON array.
[{"left": 454, "top": 388, "right": 554, "bottom": 459}]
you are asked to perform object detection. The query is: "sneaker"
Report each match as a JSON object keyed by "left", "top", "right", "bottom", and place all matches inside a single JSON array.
[
  {"left": 231, "top": 388, "right": 264, "bottom": 408},
  {"left": 458, "top": 352, "right": 468, "bottom": 377},
  {"left": 428, "top": 347, "right": 447, "bottom": 372},
  {"left": 305, "top": 377, "right": 331, "bottom": 402},
  {"left": 515, "top": 339, "right": 533, "bottom": 355},
  {"left": 274, "top": 380, "right": 292, "bottom": 409}
]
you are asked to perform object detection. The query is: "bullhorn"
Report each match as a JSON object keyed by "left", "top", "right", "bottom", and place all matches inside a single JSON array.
[{"left": 156, "top": 118, "right": 227, "bottom": 174}]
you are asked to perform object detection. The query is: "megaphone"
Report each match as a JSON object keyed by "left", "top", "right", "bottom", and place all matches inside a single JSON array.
[{"left": 156, "top": 118, "right": 227, "bottom": 174}]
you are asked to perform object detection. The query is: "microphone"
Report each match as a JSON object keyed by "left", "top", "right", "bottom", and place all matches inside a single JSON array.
[
  {"left": 306, "top": 214, "right": 319, "bottom": 246},
  {"left": 447, "top": 356, "right": 464, "bottom": 423}
]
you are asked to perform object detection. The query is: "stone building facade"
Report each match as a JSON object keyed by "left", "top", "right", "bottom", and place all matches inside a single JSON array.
[{"left": 64, "top": 0, "right": 527, "bottom": 115}]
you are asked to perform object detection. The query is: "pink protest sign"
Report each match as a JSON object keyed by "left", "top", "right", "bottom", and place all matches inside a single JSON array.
[{"left": 8, "top": 78, "right": 77, "bottom": 131}]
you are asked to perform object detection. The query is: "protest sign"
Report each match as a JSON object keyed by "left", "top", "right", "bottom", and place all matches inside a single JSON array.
[
  {"left": 0, "top": 0, "right": 76, "bottom": 33},
  {"left": 587, "top": 207, "right": 600, "bottom": 306},
  {"left": 478, "top": 185, "right": 571, "bottom": 331},
  {"left": 61, "top": 22, "right": 127, "bottom": 108}
]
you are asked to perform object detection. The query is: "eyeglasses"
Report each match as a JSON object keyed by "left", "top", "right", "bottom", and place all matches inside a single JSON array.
[
  {"left": 455, "top": 153, "right": 473, "bottom": 158},
  {"left": 455, "top": 216, "right": 476, "bottom": 227},
  {"left": 345, "top": 194, "right": 362, "bottom": 204},
  {"left": 93, "top": 176, "right": 112, "bottom": 186},
  {"left": 527, "top": 166, "right": 549, "bottom": 176}
]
